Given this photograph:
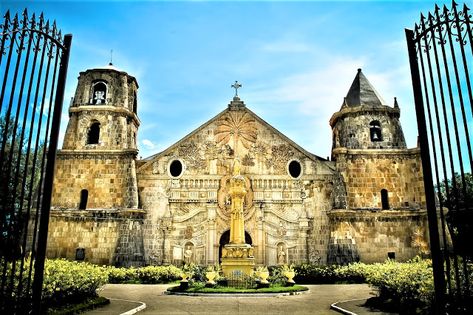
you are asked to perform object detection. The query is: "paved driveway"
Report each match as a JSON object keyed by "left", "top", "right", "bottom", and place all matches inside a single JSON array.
[{"left": 86, "top": 283, "right": 375, "bottom": 315}]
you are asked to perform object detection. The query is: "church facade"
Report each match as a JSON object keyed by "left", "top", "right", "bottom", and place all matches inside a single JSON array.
[{"left": 46, "top": 65, "right": 429, "bottom": 267}]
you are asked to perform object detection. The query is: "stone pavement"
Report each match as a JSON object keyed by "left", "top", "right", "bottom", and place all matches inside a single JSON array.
[{"left": 84, "top": 283, "right": 391, "bottom": 315}]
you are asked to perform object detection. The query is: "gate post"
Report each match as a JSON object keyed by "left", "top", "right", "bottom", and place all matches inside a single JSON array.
[
  {"left": 405, "top": 28, "right": 446, "bottom": 314},
  {"left": 31, "top": 33, "right": 72, "bottom": 314}
]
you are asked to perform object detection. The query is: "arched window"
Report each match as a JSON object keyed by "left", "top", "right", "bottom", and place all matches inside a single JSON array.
[
  {"left": 370, "top": 121, "right": 382, "bottom": 142},
  {"left": 381, "top": 189, "right": 389, "bottom": 210},
  {"left": 92, "top": 82, "right": 107, "bottom": 104},
  {"left": 133, "top": 91, "right": 137, "bottom": 114},
  {"left": 79, "top": 189, "right": 88, "bottom": 210},
  {"left": 87, "top": 122, "right": 100, "bottom": 144}
]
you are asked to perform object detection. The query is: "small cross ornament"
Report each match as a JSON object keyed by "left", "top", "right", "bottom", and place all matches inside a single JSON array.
[{"left": 231, "top": 81, "right": 242, "bottom": 97}]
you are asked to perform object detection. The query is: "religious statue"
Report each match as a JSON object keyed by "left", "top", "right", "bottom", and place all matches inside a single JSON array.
[
  {"left": 232, "top": 157, "right": 241, "bottom": 176},
  {"left": 278, "top": 244, "right": 286, "bottom": 265},
  {"left": 228, "top": 159, "right": 247, "bottom": 244},
  {"left": 94, "top": 90, "right": 105, "bottom": 104},
  {"left": 184, "top": 245, "right": 193, "bottom": 264}
]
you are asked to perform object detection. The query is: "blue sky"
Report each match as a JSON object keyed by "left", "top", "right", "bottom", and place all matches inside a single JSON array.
[{"left": 1, "top": 0, "right": 454, "bottom": 159}]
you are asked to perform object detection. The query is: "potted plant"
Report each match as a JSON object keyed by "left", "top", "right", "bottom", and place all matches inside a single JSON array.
[
  {"left": 180, "top": 263, "right": 194, "bottom": 289},
  {"left": 281, "top": 264, "right": 296, "bottom": 286},
  {"left": 255, "top": 266, "right": 270, "bottom": 288},
  {"left": 205, "top": 265, "right": 218, "bottom": 287}
]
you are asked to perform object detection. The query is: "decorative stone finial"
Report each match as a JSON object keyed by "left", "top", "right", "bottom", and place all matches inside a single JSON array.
[{"left": 394, "top": 97, "right": 399, "bottom": 108}]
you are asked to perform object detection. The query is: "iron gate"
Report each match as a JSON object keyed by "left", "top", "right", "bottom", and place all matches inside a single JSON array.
[
  {"left": 0, "top": 9, "right": 71, "bottom": 314},
  {"left": 406, "top": 2, "right": 472, "bottom": 314}
]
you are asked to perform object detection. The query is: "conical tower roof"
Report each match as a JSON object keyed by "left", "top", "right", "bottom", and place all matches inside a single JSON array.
[{"left": 344, "top": 69, "right": 385, "bottom": 108}]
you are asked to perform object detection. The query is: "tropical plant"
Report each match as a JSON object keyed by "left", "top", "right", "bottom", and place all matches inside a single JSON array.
[
  {"left": 0, "top": 115, "right": 45, "bottom": 261},
  {"left": 437, "top": 172, "right": 473, "bottom": 257}
]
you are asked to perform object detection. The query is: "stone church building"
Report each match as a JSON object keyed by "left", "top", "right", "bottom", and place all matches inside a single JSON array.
[{"left": 46, "top": 65, "right": 429, "bottom": 267}]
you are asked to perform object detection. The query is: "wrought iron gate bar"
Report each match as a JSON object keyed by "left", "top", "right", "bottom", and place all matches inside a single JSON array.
[
  {"left": 0, "top": 9, "right": 71, "bottom": 314},
  {"left": 407, "top": 27, "right": 447, "bottom": 314},
  {"left": 407, "top": 1, "right": 472, "bottom": 314}
]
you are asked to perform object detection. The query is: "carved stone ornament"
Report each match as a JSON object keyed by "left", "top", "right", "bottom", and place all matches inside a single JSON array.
[
  {"left": 177, "top": 140, "right": 205, "bottom": 170},
  {"left": 265, "top": 144, "right": 295, "bottom": 172},
  {"left": 217, "top": 175, "right": 253, "bottom": 218},
  {"left": 215, "top": 111, "right": 257, "bottom": 152},
  {"left": 242, "top": 153, "right": 255, "bottom": 166},
  {"left": 221, "top": 246, "right": 254, "bottom": 259},
  {"left": 184, "top": 225, "right": 193, "bottom": 239}
]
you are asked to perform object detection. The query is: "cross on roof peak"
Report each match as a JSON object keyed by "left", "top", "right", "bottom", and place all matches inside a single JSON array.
[{"left": 231, "top": 81, "right": 242, "bottom": 97}]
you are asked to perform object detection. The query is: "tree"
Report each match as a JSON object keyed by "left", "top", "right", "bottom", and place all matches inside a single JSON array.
[
  {"left": 0, "top": 115, "right": 44, "bottom": 260},
  {"left": 438, "top": 172, "right": 473, "bottom": 258}
]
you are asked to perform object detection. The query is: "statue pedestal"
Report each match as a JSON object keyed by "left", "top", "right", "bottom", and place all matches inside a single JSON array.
[{"left": 221, "top": 243, "right": 255, "bottom": 277}]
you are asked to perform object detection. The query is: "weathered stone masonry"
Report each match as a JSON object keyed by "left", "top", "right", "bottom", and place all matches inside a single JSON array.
[{"left": 46, "top": 66, "right": 428, "bottom": 266}]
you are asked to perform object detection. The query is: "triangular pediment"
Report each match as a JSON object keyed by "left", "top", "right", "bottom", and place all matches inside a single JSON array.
[{"left": 138, "top": 100, "right": 332, "bottom": 177}]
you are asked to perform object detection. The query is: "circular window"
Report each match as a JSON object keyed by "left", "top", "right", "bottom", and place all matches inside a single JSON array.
[
  {"left": 288, "top": 160, "right": 302, "bottom": 178},
  {"left": 169, "top": 160, "right": 183, "bottom": 178}
]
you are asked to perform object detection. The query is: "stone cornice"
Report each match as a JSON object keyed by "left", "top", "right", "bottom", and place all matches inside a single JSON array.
[
  {"left": 329, "top": 105, "right": 400, "bottom": 127},
  {"left": 50, "top": 208, "right": 146, "bottom": 220},
  {"left": 327, "top": 208, "right": 427, "bottom": 219},
  {"left": 332, "top": 147, "right": 420, "bottom": 157},
  {"left": 69, "top": 105, "right": 140, "bottom": 127},
  {"left": 57, "top": 149, "right": 138, "bottom": 158}
]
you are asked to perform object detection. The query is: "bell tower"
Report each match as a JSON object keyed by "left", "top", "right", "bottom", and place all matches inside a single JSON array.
[
  {"left": 330, "top": 68, "right": 406, "bottom": 156},
  {"left": 52, "top": 64, "right": 140, "bottom": 211}
]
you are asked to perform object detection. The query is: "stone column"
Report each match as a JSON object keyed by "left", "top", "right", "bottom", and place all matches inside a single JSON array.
[
  {"left": 256, "top": 203, "right": 265, "bottom": 264},
  {"left": 299, "top": 218, "right": 310, "bottom": 263},
  {"left": 207, "top": 205, "right": 217, "bottom": 265}
]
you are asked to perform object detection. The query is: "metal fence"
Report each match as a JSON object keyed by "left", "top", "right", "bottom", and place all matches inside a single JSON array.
[
  {"left": 406, "top": 2, "right": 472, "bottom": 314},
  {"left": 0, "top": 9, "right": 71, "bottom": 314}
]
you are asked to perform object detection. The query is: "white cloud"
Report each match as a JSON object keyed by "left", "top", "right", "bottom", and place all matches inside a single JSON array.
[
  {"left": 242, "top": 52, "right": 418, "bottom": 157},
  {"left": 142, "top": 139, "right": 157, "bottom": 150}
]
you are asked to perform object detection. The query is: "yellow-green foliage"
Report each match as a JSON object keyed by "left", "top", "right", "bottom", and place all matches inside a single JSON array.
[
  {"left": 106, "top": 265, "right": 182, "bottom": 284},
  {"left": 42, "top": 259, "right": 108, "bottom": 305},
  {"left": 136, "top": 265, "right": 182, "bottom": 283},
  {"left": 1, "top": 258, "right": 108, "bottom": 310},
  {"left": 106, "top": 266, "right": 138, "bottom": 283},
  {"left": 362, "top": 258, "right": 435, "bottom": 309}
]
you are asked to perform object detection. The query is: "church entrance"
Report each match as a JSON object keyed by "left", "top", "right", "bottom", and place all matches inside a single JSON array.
[{"left": 218, "top": 230, "right": 252, "bottom": 263}]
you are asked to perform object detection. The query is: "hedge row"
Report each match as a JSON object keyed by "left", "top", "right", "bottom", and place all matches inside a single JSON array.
[
  {"left": 106, "top": 264, "right": 182, "bottom": 284},
  {"left": 4, "top": 257, "right": 470, "bottom": 314}
]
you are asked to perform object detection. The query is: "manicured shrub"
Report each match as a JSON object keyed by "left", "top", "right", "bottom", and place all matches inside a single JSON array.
[
  {"left": 268, "top": 265, "right": 286, "bottom": 286},
  {"left": 362, "top": 257, "right": 434, "bottom": 312},
  {"left": 106, "top": 266, "right": 138, "bottom": 283},
  {"left": 106, "top": 264, "right": 182, "bottom": 284},
  {"left": 293, "top": 264, "right": 339, "bottom": 284},
  {"left": 42, "top": 259, "right": 108, "bottom": 306},
  {"left": 136, "top": 265, "right": 182, "bottom": 284},
  {"left": 1, "top": 258, "right": 108, "bottom": 311}
]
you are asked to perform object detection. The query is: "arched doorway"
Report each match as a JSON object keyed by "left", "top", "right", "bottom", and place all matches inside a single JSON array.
[{"left": 218, "top": 230, "right": 252, "bottom": 263}]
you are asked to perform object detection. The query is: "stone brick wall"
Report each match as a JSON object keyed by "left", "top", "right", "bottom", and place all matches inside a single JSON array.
[
  {"left": 330, "top": 106, "right": 406, "bottom": 150},
  {"left": 333, "top": 148, "right": 426, "bottom": 210},
  {"left": 46, "top": 211, "right": 121, "bottom": 265},
  {"left": 52, "top": 152, "right": 138, "bottom": 209},
  {"left": 328, "top": 209, "right": 428, "bottom": 263},
  {"left": 62, "top": 108, "right": 138, "bottom": 151}
]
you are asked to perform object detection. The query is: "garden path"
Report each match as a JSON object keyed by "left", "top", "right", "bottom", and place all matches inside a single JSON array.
[{"left": 85, "top": 283, "right": 385, "bottom": 315}]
